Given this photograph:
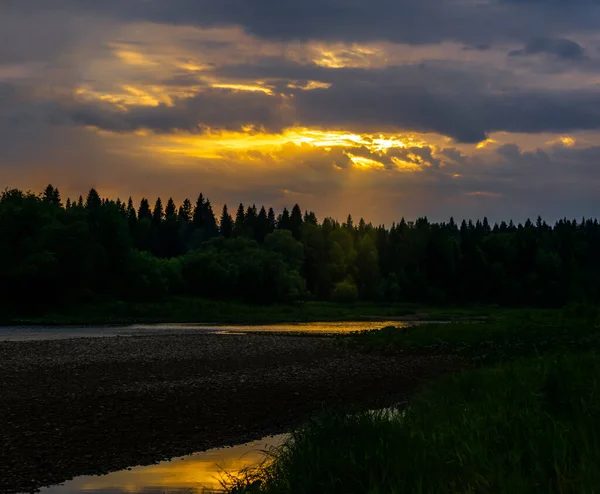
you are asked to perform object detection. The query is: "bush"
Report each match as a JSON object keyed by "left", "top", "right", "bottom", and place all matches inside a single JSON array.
[{"left": 331, "top": 279, "right": 358, "bottom": 303}]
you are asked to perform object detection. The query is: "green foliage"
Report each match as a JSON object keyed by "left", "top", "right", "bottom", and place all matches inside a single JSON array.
[
  {"left": 264, "top": 230, "right": 304, "bottom": 270},
  {"left": 227, "top": 354, "right": 600, "bottom": 494},
  {"left": 6, "top": 184, "right": 600, "bottom": 315},
  {"left": 331, "top": 279, "right": 358, "bottom": 303}
]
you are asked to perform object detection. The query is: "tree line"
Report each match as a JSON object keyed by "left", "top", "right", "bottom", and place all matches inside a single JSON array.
[{"left": 1, "top": 184, "right": 599, "bottom": 312}]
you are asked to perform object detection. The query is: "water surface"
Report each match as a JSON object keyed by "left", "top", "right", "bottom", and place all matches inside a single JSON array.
[
  {"left": 39, "top": 435, "right": 286, "bottom": 494},
  {"left": 0, "top": 320, "right": 418, "bottom": 341}
]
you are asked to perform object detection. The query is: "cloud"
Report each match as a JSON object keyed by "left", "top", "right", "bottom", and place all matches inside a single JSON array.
[
  {"left": 508, "top": 38, "right": 586, "bottom": 59},
  {"left": 8, "top": 57, "right": 595, "bottom": 144},
  {"left": 3, "top": 0, "right": 600, "bottom": 224},
  {"left": 68, "top": 87, "right": 294, "bottom": 134},
  {"left": 5, "top": 0, "right": 600, "bottom": 48}
]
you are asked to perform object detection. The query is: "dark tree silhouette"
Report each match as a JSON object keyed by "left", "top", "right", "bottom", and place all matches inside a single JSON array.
[
  {"left": 220, "top": 204, "right": 234, "bottom": 239},
  {"left": 255, "top": 206, "right": 270, "bottom": 242},
  {"left": 152, "top": 198, "right": 164, "bottom": 226},
  {"left": 178, "top": 198, "right": 193, "bottom": 223},
  {"left": 165, "top": 198, "right": 177, "bottom": 218},
  {"left": 267, "top": 208, "right": 276, "bottom": 232},
  {"left": 234, "top": 203, "right": 246, "bottom": 237},
  {"left": 138, "top": 198, "right": 152, "bottom": 220},
  {"left": 193, "top": 194, "right": 205, "bottom": 229},
  {"left": 5, "top": 184, "right": 600, "bottom": 312},
  {"left": 278, "top": 207, "right": 291, "bottom": 231},
  {"left": 86, "top": 189, "right": 102, "bottom": 210},
  {"left": 202, "top": 198, "right": 219, "bottom": 238},
  {"left": 127, "top": 197, "right": 137, "bottom": 232},
  {"left": 290, "top": 204, "right": 303, "bottom": 241}
]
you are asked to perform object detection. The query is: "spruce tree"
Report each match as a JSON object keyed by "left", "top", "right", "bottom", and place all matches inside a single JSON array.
[
  {"left": 290, "top": 204, "right": 303, "bottom": 240},
  {"left": 43, "top": 184, "right": 55, "bottom": 203},
  {"left": 165, "top": 198, "right": 177, "bottom": 218},
  {"left": 138, "top": 198, "right": 152, "bottom": 220},
  {"left": 345, "top": 214, "right": 354, "bottom": 231},
  {"left": 267, "top": 208, "right": 276, "bottom": 233},
  {"left": 246, "top": 204, "right": 258, "bottom": 238},
  {"left": 52, "top": 187, "right": 62, "bottom": 208},
  {"left": 278, "top": 207, "right": 291, "bottom": 231},
  {"left": 220, "top": 204, "right": 234, "bottom": 239},
  {"left": 127, "top": 197, "right": 137, "bottom": 231},
  {"left": 234, "top": 203, "right": 246, "bottom": 237},
  {"left": 202, "top": 198, "right": 218, "bottom": 237},
  {"left": 193, "top": 193, "right": 205, "bottom": 229},
  {"left": 152, "top": 197, "right": 164, "bottom": 226},
  {"left": 178, "top": 198, "right": 193, "bottom": 223},
  {"left": 256, "top": 206, "right": 270, "bottom": 242},
  {"left": 85, "top": 188, "right": 101, "bottom": 210}
]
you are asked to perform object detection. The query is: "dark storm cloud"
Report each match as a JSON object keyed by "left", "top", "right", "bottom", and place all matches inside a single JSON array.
[
  {"left": 30, "top": 60, "right": 598, "bottom": 143},
  {"left": 2, "top": 1, "right": 600, "bottom": 144},
  {"left": 5, "top": 0, "right": 600, "bottom": 47},
  {"left": 508, "top": 38, "right": 586, "bottom": 59},
  {"left": 291, "top": 65, "right": 600, "bottom": 142},
  {"left": 68, "top": 88, "right": 293, "bottom": 134}
]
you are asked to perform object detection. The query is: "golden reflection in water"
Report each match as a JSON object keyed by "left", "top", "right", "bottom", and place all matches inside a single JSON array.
[{"left": 41, "top": 435, "right": 286, "bottom": 494}]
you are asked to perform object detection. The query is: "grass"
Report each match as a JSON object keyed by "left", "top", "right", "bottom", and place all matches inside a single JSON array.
[
  {"left": 347, "top": 307, "right": 600, "bottom": 362},
  {"left": 225, "top": 353, "right": 600, "bottom": 494},
  {"left": 223, "top": 308, "right": 600, "bottom": 493}
]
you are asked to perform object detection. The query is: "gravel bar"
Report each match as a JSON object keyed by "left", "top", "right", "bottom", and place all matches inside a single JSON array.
[{"left": 0, "top": 333, "right": 461, "bottom": 493}]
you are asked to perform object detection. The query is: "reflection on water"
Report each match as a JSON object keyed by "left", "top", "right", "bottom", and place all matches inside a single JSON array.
[
  {"left": 0, "top": 321, "right": 419, "bottom": 341},
  {"left": 39, "top": 435, "right": 286, "bottom": 494}
]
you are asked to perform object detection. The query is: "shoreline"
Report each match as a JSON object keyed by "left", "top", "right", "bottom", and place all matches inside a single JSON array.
[{"left": 0, "top": 332, "right": 461, "bottom": 493}]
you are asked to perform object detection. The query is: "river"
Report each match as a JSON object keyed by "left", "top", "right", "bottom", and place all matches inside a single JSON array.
[
  {"left": 38, "top": 434, "right": 287, "bottom": 494},
  {"left": 0, "top": 320, "right": 419, "bottom": 341}
]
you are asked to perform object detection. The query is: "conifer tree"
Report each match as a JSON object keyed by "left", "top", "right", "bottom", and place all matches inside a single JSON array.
[
  {"left": 85, "top": 188, "right": 101, "bottom": 210},
  {"left": 290, "top": 204, "right": 303, "bottom": 240},
  {"left": 152, "top": 197, "right": 164, "bottom": 226},
  {"left": 193, "top": 193, "right": 205, "bottom": 229},
  {"left": 220, "top": 204, "right": 234, "bottom": 239},
  {"left": 165, "top": 198, "right": 177, "bottom": 218},
  {"left": 267, "top": 207, "right": 276, "bottom": 233},
  {"left": 256, "top": 206, "right": 270, "bottom": 242},
  {"left": 138, "top": 198, "right": 152, "bottom": 220},
  {"left": 234, "top": 203, "right": 246, "bottom": 237},
  {"left": 345, "top": 214, "right": 354, "bottom": 231},
  {"left": 43, "top": 184, "right": 54, "bottom": 200},
  {"left": 202, "top": 198, "right": 218, "bottom": 237},
  {"left": 278, "top": 207, "right": 291, "bottom": 231},
  {"left": 178, "top": 198, "right": 192, "bottom": 223},
  {"left": 246, "top": 204, "right": 258, "bottom": 238},
  {"left": 127, "top": 197, "right": 137, "bottom": 231}
]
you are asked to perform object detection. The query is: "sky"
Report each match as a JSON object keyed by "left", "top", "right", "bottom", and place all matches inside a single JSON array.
[{"left": 2, "top": 0, "right": 600, "bottom": 225}]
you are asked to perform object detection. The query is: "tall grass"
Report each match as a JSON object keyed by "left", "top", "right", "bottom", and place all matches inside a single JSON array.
[
  {"left": 225, "top": 353, "right": 600, "bottom": 493},
  {"left": 348, "top": 311, "right": 600, "bottom": 362}
]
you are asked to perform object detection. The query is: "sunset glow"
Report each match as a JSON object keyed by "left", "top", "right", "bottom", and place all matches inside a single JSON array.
[{"left": 2, "top": 1, "right": 600, "bottom": 224}]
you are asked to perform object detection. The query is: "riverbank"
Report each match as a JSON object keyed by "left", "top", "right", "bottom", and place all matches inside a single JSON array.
[
  {"left": 226, "top": 313, "right": 600, "bottom": 493},
  {"left": 0, "top": 296, "right": 504, "bottom": 326},
  {"left": 0, "top": 332, "right": 462, "bottom": 493}
]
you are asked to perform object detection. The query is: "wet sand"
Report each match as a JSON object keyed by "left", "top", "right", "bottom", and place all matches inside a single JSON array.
[{"left": 0, "top": 333, "right": 461, "bottom": 493}]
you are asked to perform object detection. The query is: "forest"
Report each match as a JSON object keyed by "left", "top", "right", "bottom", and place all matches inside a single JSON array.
[{"left": 1, "top": 184, "right": 599, "bottom": 313}]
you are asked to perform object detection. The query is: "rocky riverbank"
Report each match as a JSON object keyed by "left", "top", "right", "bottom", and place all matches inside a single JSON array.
[{"left": 0, "top": 333, "right": 461, "bottom": 493}]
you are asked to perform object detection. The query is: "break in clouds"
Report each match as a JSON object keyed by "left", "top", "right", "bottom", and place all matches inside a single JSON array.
[{"left": 2, "top": 0, "right": 600, "bottom": 223}]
